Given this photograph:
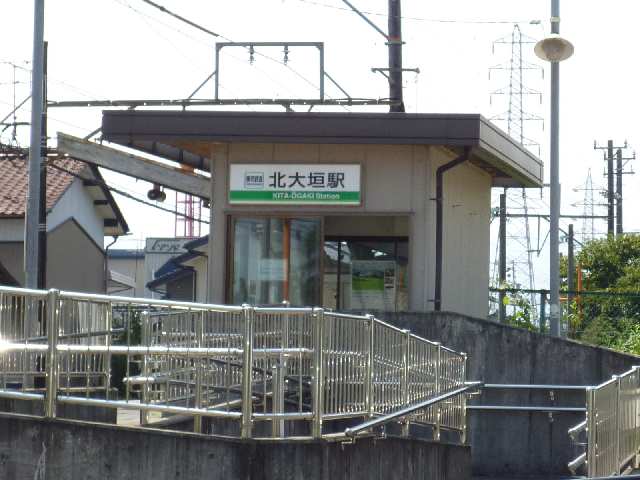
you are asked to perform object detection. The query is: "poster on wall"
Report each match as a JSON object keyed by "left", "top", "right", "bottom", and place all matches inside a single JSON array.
[
  {"left": 228, "top": 164, "right": 361, "bottom": 205},
  {"left": 351, "top": 260, "right": 396, "bottom": 311}
]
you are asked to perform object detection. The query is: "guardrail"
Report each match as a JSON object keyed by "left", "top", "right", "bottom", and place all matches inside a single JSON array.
[
  {"left": 0, "top": 286, "right": 469, "bottom": 441},
  {"left": 569, "top": 366, "right": 640, "bottom": 477}
]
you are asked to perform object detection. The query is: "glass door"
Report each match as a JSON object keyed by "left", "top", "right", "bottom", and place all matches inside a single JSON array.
[
  {"left": 231, "top": 217, "right": 321, "bottom": 306},
  {"left": 323, "top": 237, "right": 409, "bottom": 312}
]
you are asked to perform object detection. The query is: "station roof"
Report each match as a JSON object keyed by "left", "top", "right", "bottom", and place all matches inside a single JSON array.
[{"left": 102, "top": 111, "right": 543, "bottom": 187}]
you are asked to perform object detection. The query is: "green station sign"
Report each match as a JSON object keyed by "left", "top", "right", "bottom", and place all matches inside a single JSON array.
[{"left": 229, "top": 164, "right": 361, "bottom": 205}]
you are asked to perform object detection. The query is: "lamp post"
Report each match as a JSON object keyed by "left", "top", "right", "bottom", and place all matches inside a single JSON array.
[{"left": 535, "top": 0, "right": 574, "bottom": 337}]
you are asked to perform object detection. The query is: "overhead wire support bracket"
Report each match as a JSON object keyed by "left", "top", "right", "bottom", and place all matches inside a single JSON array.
[
  {"left": 214, "top": 42, "right": 325, "bottom": 101},
  {"left": 340, "top": 0, "right": 388, "bottom": 39},
  {"left": 371, "top": 67, "right": 420, "bottom": 80},
  {"left": 324, "top": 72, "right": 352, "bottom": 100},
  {"left": 47, "top": 98, "right": 393, "bottom": 109},
  {"left": 140, "top": 0, "right": 220, "bottom": 38}
]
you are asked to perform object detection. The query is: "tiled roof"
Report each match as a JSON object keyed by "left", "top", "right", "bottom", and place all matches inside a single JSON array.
[{"left": 0, "top": 158, "right": 87, "bottom": 217}]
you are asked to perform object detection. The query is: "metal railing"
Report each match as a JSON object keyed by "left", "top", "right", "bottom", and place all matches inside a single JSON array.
[
  {"left": 0, "top": 286, "right": 469, "bottom": 441},
  {"left": 569, "top": 366, "right": 640, "bottom": 477}
]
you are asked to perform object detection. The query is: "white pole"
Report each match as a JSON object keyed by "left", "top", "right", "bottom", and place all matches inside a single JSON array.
[{"left": 548, "top": 0, "right": 561, "bottom": 337}]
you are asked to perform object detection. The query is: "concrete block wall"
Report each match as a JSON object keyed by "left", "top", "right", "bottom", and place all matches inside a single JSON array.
[{"left": 0, "top": 414, "right": 470, "bottom": 480}]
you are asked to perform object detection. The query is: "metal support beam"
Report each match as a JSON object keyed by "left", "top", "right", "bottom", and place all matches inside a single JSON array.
[
  {"left": 341, "top": 0, "right": 388, "bottom": 39},
  {"left": 56, "top": 133, "right": 210, "bottom": 199},
  {"left": 48, "top": 97, "right": 390, "bottom": 108}
]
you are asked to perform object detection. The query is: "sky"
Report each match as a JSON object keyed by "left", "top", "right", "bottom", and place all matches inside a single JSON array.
[{"left": 1, "top": 0, "right": 639, "bottom": 291}]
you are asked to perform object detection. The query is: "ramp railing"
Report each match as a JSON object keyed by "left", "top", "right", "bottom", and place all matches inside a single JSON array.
[
  {"left": 569, "top": 366, "right": 640, "bottom": 477},
  {"left": 0, "top": 285, "right": 470, "bottom": 441}
]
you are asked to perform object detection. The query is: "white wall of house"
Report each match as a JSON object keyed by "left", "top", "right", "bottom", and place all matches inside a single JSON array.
[
  {"left": 48, "top": 178, "right": 104, "bottom": 248},
  {"left": 108, "top": 256, "right": 146, "bottom": 296}
]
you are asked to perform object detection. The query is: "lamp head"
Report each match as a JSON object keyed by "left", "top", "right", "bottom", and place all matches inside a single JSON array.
[
  {"left": 147, "top": 185, "right": 166, "bottom": 202},
  {"left": 534, "top": 34, "right": 574, "bottom": 62}
]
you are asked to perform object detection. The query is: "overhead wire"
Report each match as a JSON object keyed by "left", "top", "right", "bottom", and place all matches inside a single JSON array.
[
  {"left": 293, "top": 0, "right": 539, "bottom": 25},
  {"left": 110, "top": 0, "right": 325, "bottom": 105},
  {"left": 122, "top": 0, "right": 351, "bottom": 107}
]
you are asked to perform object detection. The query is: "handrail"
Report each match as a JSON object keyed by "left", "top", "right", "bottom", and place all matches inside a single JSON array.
[
  {"left": 0, "top": 285, "right": 470, "bottom": 442},
  {"left": 568, "top": 366, "right": 640, "bottom": 477},
  {"left": 468, "top": 405, "right": 586, "bottom": 413},
  {"left": 344, "top": 382, "right": 483, "bottom": 439},
  {"left": 483, "top": 383, "right": 591, "bottom": 390}
]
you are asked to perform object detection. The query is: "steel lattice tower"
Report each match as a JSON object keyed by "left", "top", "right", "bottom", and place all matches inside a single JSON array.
[{"left": 489, "top": 24, "right": 544, "bottom": 315}]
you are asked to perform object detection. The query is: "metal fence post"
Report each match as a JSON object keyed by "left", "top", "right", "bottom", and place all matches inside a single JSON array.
[
  {"left": 241, "top": 305, "right": 254, "bottom": 439},
  {"left": 272, "top": 361, "right": 284, "bottom": 438},
  {"left": 586, "top": 386, "right": 597, "bottom": 477},
  {"left": 616, "top": 375, "right": 621, "bottom": 475},
  {"left": 194, "top": 310, "right": 205, "bottom": 434},
  {"left": 104, "top": 302, "right": 113, "bottom": 401},
  {"left": 434, "top": 342, "right": 442, "bottom": 441},
  {"left": 312, "top": 307, "right": 324, "bottom": 439},
  {"left": 140, "top": 311, "right": 151, "bottom": 425},
  {"left": 272, "top": 303, "right": 289, "bottom": 438},
  {"left": 461, "top": 352, "right": 468, "bottom": 444},
  {"left": 365, "top": 315, "right": 375, "bottom": 418},
  {"left": 401, "top": 330, "right": 410, "bottom": 436},
  {"left": 635, "top": 366, "right": 640, "bottom": 469},
  {"left": 45, "top": 289, "right": 60, "bottom": 418}
]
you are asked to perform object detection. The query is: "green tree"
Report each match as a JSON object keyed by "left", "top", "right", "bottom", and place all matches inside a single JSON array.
[{"left": 571, "top": 234, "right": 640, "bottom": 350}]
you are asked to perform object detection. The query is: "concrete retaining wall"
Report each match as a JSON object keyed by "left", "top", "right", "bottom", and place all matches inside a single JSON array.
[
  {"left": 0, "top": 413, "right": 470, "bottom": 480},
  {"left": 375, "top": 311, "right": 638, "bottom": 477}
]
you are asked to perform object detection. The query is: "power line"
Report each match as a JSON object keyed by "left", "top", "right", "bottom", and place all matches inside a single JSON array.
[
  {"left": 117, "top": 0, "right": 350, "bottom": 107},
  {"left": 294, "top": 0, "right": 540, "bottom": 24}
]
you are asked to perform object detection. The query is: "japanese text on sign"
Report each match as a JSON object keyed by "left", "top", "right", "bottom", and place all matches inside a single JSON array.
[{"left": 229, "top": 164, "right": 361, "bottom": 205}]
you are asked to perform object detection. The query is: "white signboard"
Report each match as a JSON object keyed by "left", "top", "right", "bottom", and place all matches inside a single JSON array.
[{"left": 229, "top": 164, "right": 361, "bottom": 205}]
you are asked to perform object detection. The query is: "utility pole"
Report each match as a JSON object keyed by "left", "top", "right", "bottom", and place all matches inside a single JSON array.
[
  {"left": 25, "top": 0, "right": 45, "bottom": 290},
  {"left": 594, "top": 139, "right": 633, "bottom": 237},
  {"left": 499, "top": 193, "right": 507, "bottom": 323},
  {"left": 567, "top": 224, "right": 575, "bottom": 314},
  {"left": 607, "top": 140, "right": 614, "bottom": 235},
  {"left": 38, "top": 41, "right": 48, "bottom": 289},
  {"left": 388, "top": 0, "right": 404, "bottom": 112},
  {"left": 342, "top": 0, "right": 416, "bottom": 112},
  {"left": 616, "top": 148, "right": 623, "bottom": 236}
]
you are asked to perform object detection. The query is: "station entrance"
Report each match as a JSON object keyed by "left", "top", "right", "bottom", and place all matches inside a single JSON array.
[{"left": 229, "top": 215, "right": 409, "bottom": 311}]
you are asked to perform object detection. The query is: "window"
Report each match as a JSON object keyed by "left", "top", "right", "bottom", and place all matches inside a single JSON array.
[
  {"left": 231, "top": 217, "right": 321, "bottom": 306},
  {"left": 323, "top": 238, "right": 408, "bottom": 312}
]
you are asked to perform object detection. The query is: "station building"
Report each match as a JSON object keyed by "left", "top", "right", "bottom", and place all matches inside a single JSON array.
[{"left": 101, "top": 111, "right": 542, "bottom": 318}]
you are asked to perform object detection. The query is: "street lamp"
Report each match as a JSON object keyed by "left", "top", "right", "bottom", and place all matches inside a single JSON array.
[{"left": 535, "top": 0, "right": 574, "bottom": 337}]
